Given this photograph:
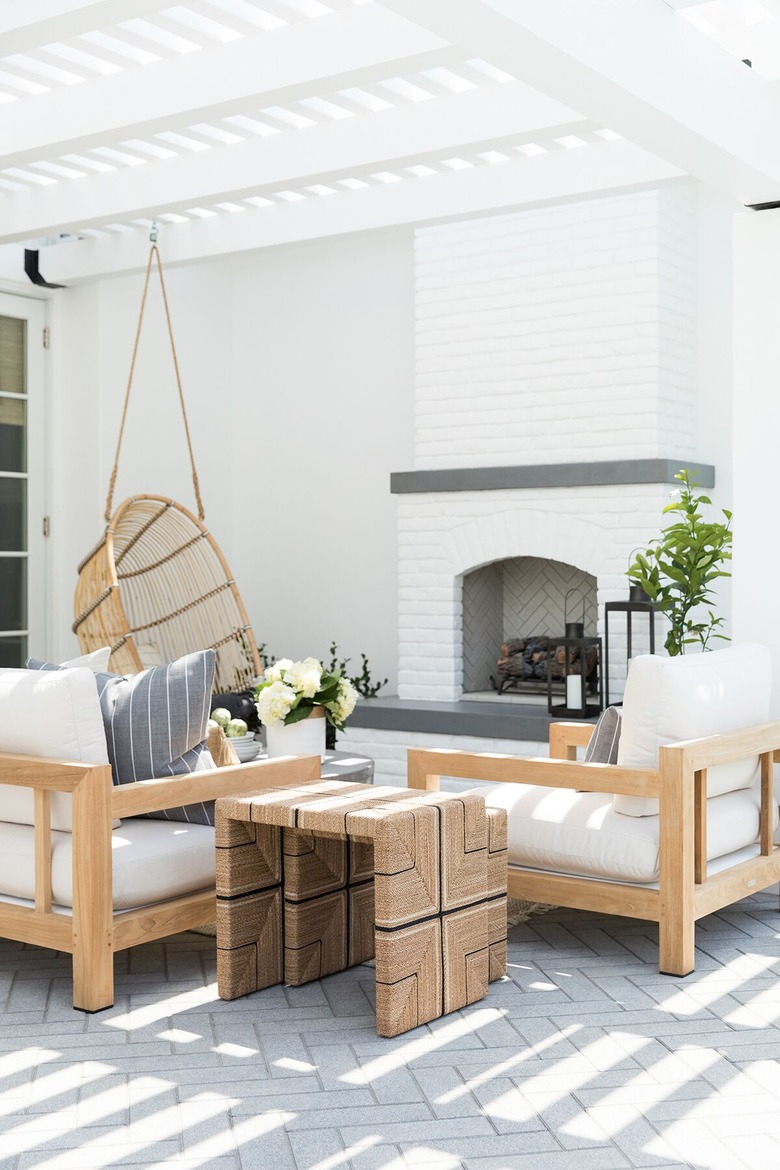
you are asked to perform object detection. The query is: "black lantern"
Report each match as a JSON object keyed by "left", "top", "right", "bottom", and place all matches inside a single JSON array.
[
  {"left": 603, "top": 579, "right": 656, "bottom": 707},
  {"left": 547, "top": 590, "right": 603, "bottom": 719}
]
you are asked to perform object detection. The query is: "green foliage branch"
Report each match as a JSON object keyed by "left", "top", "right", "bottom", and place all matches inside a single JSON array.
[
  {"left": 327, "top": 642, "right": 388, "bottom": 698},
  {"left": 627, "top": 469, "right": 733, "bottom": 657}
]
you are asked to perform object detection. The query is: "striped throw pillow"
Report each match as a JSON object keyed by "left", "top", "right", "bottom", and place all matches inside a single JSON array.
[
  {"left": 28, "top": 649, "right": 217, "bottom": 825},
  {"left": 583, "top": 705, "right": 622, "bottom": 765}
]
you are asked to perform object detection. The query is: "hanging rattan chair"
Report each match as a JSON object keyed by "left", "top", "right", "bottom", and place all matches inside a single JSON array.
[{"left": 73, "top": 244, "right": 261, "bottom": 693}]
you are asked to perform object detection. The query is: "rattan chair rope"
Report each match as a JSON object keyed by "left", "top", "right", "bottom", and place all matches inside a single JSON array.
[{"left": 73, "top": 244, "right": 261, "bottom": 693}]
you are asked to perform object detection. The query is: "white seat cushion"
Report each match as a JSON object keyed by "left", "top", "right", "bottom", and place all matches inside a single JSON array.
[
  {"left": 615, "top": 643, "right": 772, "bottom": 816},
  {"left": 484, "top": 780, "right": 776, "bottom": 884},
  {"left": 0, "top": 667, "right": 110, "bottom": 831},
  {"left": 0, "top": 818, "right": 215, "bottom": 910}
]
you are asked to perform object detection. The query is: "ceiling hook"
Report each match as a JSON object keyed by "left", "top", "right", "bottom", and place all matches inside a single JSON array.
[{"left": 149, "top": 220, "right": 159, "bottom": 244}]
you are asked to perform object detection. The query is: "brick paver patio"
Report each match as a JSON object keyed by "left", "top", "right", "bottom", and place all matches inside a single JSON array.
[{"left": 2, "top": 891, "right": 780, "bottom": 1169}]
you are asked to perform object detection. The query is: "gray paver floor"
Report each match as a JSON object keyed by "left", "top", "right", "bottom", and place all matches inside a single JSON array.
[{"left": 2, "top": 890, "right": 780, "bottom": 1170}]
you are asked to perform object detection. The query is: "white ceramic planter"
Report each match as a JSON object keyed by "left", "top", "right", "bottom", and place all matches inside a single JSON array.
[{"left": 264, "top": 707, "right": 327, "bottom": 761}]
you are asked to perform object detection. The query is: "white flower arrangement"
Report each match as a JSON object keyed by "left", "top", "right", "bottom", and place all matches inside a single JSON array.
[{"left": 255, "top": 657, "right": 358, "bottom": 730}]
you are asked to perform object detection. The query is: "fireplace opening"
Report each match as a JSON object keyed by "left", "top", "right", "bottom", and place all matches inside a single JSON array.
[
  {"left": 461, "top": 556, "right": 597, "bottom": 696},
  {"left": 493, "top": 635, "right": 599, "bottom": 699}
]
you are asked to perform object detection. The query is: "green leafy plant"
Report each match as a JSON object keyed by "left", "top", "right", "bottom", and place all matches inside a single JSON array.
[
  {"left": 351, "top": 652, "right": 388, "bottom": 699},
  {"left": 256, "top": 643, "right": 276, "bottom": 671},
  {"left": 327, "top": 641, "right": 388, "bottom": 698},
  {"left": 627, "top": 469, "right": 733, "bottom": 657},
  {"left": 327, "top": 641, "right": 350, "bottom": 679}
]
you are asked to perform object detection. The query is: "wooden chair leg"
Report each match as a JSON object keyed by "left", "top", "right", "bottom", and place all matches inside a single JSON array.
[
  {"left": 658, "top": 746, "right": 696, "bottom": 977},
  {"left": 72, "top": 766, "right": 115, "bottom": 1012},
  {"left": 658, "top": 913, "right": 695, "bottom": 976},
  {"left": 73, "top": 935, "right": 114, "bottom": 1012}
]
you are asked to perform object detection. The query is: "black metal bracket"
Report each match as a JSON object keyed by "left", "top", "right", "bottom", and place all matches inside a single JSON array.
[{"left": 24, "top": 249, "right": 66, "bottom": 289}]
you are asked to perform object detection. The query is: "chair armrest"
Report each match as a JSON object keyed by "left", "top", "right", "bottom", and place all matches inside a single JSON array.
[
  {"left": 549, "top": 721, "right": 595, "bottom": 759},
  {"left": 663, "top": 721, "right": 780, "bottom": 772},
  {"left": 111, "top": 754, "right": 322, "bottom": 817},
  {"left": 407, "top": 747, "right": 658, "bottom": 797},
  {"left": 0, "top": 753, "right": 114, "bottom": 918},
  {"left": 0, "top": 751, "right": 106, "bottom": 792},
  {"left": 409, "top": 722, "right": 780, "bottom": 799}
]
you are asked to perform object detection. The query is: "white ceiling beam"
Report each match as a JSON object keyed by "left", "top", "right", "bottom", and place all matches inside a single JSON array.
[
  {"left": 757, "top": 0, "right": 780, "bottom": 22},
  {"left": 1, "top": 5, "right": 448, "bottom": 170},
  {"left": 42, "top": 140, "right": 685, "bottom": 283},
  {"left": 0, "top": 82, "right": 587, "bottom": 243},
  {"left": 0, "top": 1, "right": 170, "bottom": 55},
  {"left": 380, "top": 0, "right": 780, "bottom": 204}
]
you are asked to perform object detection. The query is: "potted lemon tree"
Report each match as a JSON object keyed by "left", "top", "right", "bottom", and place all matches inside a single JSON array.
[{"left": 628, "top": 469, "right": 733, "bottom": 656}]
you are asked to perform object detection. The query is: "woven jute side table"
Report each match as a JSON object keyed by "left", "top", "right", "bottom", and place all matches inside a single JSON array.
[{"left": 215, "top": 781, "right": 507, "bottom": 1038}]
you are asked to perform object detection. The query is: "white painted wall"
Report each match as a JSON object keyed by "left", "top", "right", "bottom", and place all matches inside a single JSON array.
[
  {"left": 48, "top": 282, "right": 103, "bottom": 662},
  {"left": 695, "top": 186, "right": 741, "bottom": 640},
  {"left": 733, "top": 207, "right": 780, "bottom": 713},
  {"left": 229, "top": 231, "right": 414, "bottom": 689},
  {"left": 47, "top": 230, "right": 415, "bottom": 691}
]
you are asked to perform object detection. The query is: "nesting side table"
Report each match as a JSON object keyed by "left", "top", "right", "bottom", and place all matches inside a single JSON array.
[{"left": 215, "top": 782, "right": 507, "bottom": 1037}]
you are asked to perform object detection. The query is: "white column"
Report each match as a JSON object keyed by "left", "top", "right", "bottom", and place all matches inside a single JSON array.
[{"left": 732, "top": 209, "right": 780, "bottom": 714}]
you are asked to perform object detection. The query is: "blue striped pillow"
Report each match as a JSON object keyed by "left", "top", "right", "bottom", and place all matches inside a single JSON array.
[
  {"left": 583, "top": 705, "right": 622, "bottom": 765},
  {"left": 28, "top": 649, "right": 217, "bottom": 825}
]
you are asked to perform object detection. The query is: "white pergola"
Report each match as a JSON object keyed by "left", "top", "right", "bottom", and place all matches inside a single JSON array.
[{"left": 1, "top": 0, "right": 778, "bottom": 284}]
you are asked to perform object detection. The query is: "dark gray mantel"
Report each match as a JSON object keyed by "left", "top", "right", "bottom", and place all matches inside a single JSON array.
[
  {"left": 347, "top": 697, "right": 594, "bottom": 742},
  {"left": 390, "top": 459, "right": 715, "bottom": 495}
]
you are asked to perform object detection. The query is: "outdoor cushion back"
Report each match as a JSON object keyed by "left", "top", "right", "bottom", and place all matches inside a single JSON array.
[
  {"left": 0, "top": 667, "right": 109, "bottom": 831},
  {"left": 615, "top": 643, "right": 771, "bottom": 816}
]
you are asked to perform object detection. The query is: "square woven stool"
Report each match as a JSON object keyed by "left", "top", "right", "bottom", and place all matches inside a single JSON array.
[{"left": 215, "top": 781, "right": 507, "bottom": 1037}]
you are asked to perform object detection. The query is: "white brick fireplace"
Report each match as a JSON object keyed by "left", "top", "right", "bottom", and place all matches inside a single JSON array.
[
  {"left": 396, "top": 483, "right": 670, "bottom": 702},
  {"left": 342, "top": 183, "right": 719, "bottom": 783},
  {"left": 399, "top": 184, "right": 699, "bottom": 699}
]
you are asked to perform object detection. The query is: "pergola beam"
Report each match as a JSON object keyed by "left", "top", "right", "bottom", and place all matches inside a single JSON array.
[
  {"left": 756, "top": 0, "right": 780, "bottom": 23},
  {"left": 0, "top": 6, "right": 449, "bottom": 170},
  {"left": 41, "top": 140, "right": 685, "bottom": 283},
  {"left": 380, "top": 0, "right": 780, "bottom": 205},
  {"left": 0, "top": 82, "right": 587, "bottom": 244},
  {"left": 0, "top": 1, "right": 171, "bottom": 55}
]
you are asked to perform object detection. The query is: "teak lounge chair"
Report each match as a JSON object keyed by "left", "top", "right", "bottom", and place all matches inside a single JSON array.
[
  {"left": 408, "top": 643, "right": 780, "bottom": 976},
  {"left": 0, "top": 665, "right": 320, "bottom": 1011}
]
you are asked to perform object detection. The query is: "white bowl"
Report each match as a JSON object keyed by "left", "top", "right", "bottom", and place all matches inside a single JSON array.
[
  {"left": 227, "top": 733, "right": 261, "bottom": 762},
  {"left": 233, "top": 744, "right": 261, "bottom": 763}
]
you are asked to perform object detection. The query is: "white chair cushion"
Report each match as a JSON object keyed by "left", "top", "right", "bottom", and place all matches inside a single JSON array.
[
  {"left": 27, "top": 647, "right": 112, "bottom": 672},
  {"left": 0, "top": 818, "right": 215, "bottom": 910},
  {"left": 484, "top": 779, "right": 775, "bottom": 884},
  {"left": 59, "top": 647, "right": 112, "bottom": 673},
  {"left": 615, "top": 643, "right": 772, "bottom": 816},
  {"left": 0, "top": 667, "right": 110, "bottom": 832}
]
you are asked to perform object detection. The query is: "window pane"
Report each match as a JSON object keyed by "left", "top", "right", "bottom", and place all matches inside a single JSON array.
[
  {"left": 0, "top": 556, "right": 26, "bottom": 629},
  {"left": 0, "top": 634, "right": 26, "bottom": 668},
  {"left": 0, "top": 396, "right": 25, "bottom": 472},
  {"left": 0, "top": 478, "right": 25, "bottom": 550},
  {"left": 0, "top": 317, "right": 25, "bottom": 396}
]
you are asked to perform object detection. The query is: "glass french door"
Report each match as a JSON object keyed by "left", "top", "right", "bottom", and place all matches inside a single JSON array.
[{"left": 0, "top": 294, "right": 46, "bottom": 667}]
